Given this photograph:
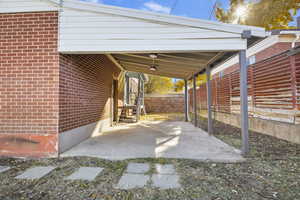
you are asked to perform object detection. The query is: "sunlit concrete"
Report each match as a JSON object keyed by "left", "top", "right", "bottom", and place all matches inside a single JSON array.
[{"left": 61, "top": 121, "right": 245, "bottom": 162}]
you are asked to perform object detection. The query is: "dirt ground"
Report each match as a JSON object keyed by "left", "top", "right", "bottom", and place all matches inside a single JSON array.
[{"left": 0, "top": 113, "right": 299, "bottom": 200}]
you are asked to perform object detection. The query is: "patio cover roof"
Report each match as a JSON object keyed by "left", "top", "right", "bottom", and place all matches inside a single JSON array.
[
  {"left": 48, "top": 0, "right": 266, "bottom": 79},
  {"left": 0, "top": 0, "right": 263, "bottom": 154}
]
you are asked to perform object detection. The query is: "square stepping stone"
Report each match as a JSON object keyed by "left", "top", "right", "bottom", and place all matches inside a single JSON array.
[
  {"left": 116, "top": 173, "right": 150, "bottom": 189},
  {"left": 155, "top": 164, "right": 176, "bottom": 174},
  {"left": 0, "top": 166, "right": 10, "bottom": 173},
  {"left": 65, "top": 167, "right": 103, "bottom": 181},
  {"left": 151, "top": 174, "right": 181, "bottom": 189},
  {"left": 15, "top": 166, "right": 56, "bottom": 180},
  {"left": 126, "top": 163, "right": 150, "bottom": 174}
]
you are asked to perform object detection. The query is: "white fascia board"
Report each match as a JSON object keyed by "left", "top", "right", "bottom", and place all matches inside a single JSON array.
[
  {"left": 62, "top": 0, "right": 265, "bottom": 37},
  {"left": 59, "top": 38, "right": 247, "bottom": 53},
  {"left": 212, "top": 35, "right": 280, "bottom": 75}
]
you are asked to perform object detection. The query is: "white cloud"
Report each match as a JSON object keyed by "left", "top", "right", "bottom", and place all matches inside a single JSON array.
[{"left": 143, "top": 1, "right": 171, "bottom": 14}]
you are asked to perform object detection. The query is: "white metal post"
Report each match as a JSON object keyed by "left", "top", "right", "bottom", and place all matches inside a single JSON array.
[
  {"left": 184, "top": 79, "right": 189, "bottom": 122},
  {"left": 239, "top": 49, "right": 249, "bottom": 154},
  {"left": 193, "top": 74, "right": 197, "bottom": 126},
  {"left": 206, "top": 67, "right": 213, "bottom": 135}
]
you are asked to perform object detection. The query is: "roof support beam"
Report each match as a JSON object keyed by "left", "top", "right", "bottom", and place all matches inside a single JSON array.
[
  {"left": 187, "top": 52, "right": 225, "bottom": 80},
  {"left": 115, "top": 57, "right": 203, "bottom": 71},
  {"left": 158, "top": 53, "right": 210, "bottom": 63},
  {"left": 122, "top": 65, "right": 187, "bottom": 79},
  {"left": 120, "top": 53, "right": 207, "bottom": 67},
  {"left": 120, "top": 61, "right": 198, "bottom": 73},
  {"left": 106, "top": 54, "right": 124, "bottom": 71},
  {"left": 206, "top": 52, "right": 225, "bottom": 65}
]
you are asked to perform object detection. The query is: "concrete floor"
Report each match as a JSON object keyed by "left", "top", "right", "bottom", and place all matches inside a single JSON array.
[{"left": 61, "top": 121, "right": 245, "bottom": 162}]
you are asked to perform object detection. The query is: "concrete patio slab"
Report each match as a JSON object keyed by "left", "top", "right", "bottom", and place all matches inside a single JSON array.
[
  {"left": 155, "top": 164, "right": 176, "bottom": 174},
  {"left": 116, "top": 173, "right": 150, "bottom": 189},
  {"left": 151, "top": 174, "right": 181, "bottom": 189},
  {"left": 0, "top": 166, "right": 10, "bottom": 173},
  {"left": 126, "top": 163, "right": 150, "bottom": 174},
  {"left": 15, "top": 166, "right": 56, "bottom": 179},
  {"left": 62, "top": 121, "right": 244, "bottom": 162},
  {"left": 65, "top": 167, "right": 103, "bottom": 181}
]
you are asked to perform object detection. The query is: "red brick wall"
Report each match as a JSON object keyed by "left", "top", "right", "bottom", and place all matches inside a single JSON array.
[
  {"left": 59, "top": 54, "right": 120, "bottom": 133},
  {"left": 255, "top": 42, "right": 291, "bottom": 62},
  {"left": 145, "top": 94, "right": 184, "bottom": 113},
  {"left": 0, "top": 12, "right": 59, "bottom": 157}
]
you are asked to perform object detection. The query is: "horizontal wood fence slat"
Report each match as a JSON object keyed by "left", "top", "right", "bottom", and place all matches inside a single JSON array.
[{"left": 190, "top": 49, "right": 300, "bottom": 124}]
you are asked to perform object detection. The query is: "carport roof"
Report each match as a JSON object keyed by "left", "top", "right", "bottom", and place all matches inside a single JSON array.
[{"left": 50, "top": 0, "right": 266, "bottom": 78}]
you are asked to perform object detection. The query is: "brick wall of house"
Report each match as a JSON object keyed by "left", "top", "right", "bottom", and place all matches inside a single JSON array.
[
  {"left": 0, "top": 12, "right": 59, "bottom": 157},
  {"left": 145, "top": 94, "right": 184, "bottom": 113},
  {"left": 0, "top": 12, "right": 121, "bottom": 157},
  {"left": 255, "top": 42, "right": 292, "bottom": 62},
  {"left": 59, "top": 54, "right": 121, "bottom": 133}
]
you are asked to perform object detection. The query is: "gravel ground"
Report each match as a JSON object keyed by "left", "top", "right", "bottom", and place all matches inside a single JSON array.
[{"left": 0, "top": 115, "right": 299, "bottom": 200}]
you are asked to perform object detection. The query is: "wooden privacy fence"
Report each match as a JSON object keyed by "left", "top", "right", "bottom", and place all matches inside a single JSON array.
[{"left": 190, "top": 48, "right": 300, "bottom": 124}]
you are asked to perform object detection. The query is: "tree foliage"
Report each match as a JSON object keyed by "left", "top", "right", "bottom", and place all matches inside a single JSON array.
[
  {"left": 174, "top": 79, "right": 185, "bottom": 92},
  {"left": 145, "top": 75, "right": 174, "bottom": 94},
  {"left": 174, "top": 74, "right": 209, "bottom": 92},
  {"left": 215, "top": 0, "right": 300, "bottom": 30}
]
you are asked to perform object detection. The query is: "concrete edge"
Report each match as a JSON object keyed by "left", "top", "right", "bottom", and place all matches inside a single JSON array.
[
  {"left": 59, "top": 118, "right": 111, "bottom": 154},
  {"left": 60, "top": 155, "right": 246, "bottom": 163}
]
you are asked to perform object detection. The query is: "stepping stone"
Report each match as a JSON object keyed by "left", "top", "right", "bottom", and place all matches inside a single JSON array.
[
  {"left": 155, "top": 164, "right": 176, "bottom": 174},
  {"left": 126, "top": 163, "right": 150, "bottom": 174},
  {"left": 15, "top": 166, "right": 56, "bottom": 180},
  {"left": 65, "top": 167, "right": 103, "bottom": 181},
  {"left": 151, "top": 174, "right": 181, "bottom": 189},
  {"left": 116, "top": 173, "right": 150, "bottom": 189},
  {"left": 0, "top": 166, "right": 10, "bottom": 173}
]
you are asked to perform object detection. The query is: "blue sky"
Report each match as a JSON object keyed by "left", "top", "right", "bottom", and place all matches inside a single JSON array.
[
  {"left": 81, "top": 0, "right": 230, "bottom": 21},
  {"left": 81, "top": 0, "right": 299, "bottom": 25}
]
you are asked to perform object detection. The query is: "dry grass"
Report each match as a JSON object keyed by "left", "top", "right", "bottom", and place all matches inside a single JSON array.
[{"left": 0, "top": 113, "right": 299, "bottom": 200}]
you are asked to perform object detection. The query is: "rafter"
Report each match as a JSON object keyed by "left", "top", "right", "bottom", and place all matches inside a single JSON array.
[
  {"left": 119, "top": 61, "right": 198, "bottom": 74},
  {"left": 114, "top": 57, "right": 202, "bottom": 71},
  {"left": 122, "top": 65, "right": 187, "bottom": 79},
  {"left": 118, "top": 53, "right": 208, "bottom": 66},
  {"left": 158, "top": 53, "right": 215, "bottom": 63}
]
